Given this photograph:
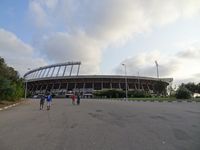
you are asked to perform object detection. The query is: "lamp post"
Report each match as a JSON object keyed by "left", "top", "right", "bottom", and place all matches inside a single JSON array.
[
  {"left": 25, "top": 79, "right": 27, "bottom": 99},
  {"left": 137, "top": 72, "right": 140, "bottom": 90},
  {"left": 155, "top": 61, "right": 159, "bottom": 78},
  {"left": 25, "top": 68, "right": 31, "bottom": 99},
  {"left": 122, "top": 64, "right": 128, "bottom": 100}
]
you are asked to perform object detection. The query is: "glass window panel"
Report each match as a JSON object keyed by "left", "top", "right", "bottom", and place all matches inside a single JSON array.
[
  {"left": 34, "top": 71, "right": 39, "bottom": 78},
  {"left": 52, "top": 67, "right": 59, "bottom": 77},
  {"left": 41, "top": 69, "right": 47, "bottom": 78},
  {"left": 45, "top": 68, "right": 50, "bottom": 77},
  {"left": 64, "top": 66, "right": 71, "bottom": 76},
  {"left": 38, "top": 70, "right": 44, "bottom": 78},
  {"left": 58, "top": 66, "right": 65, "bottom": 76},
  {"left": 48, "top": 67, "right": 54, "bottom": 77},
  {"left": 71, "top": 65, "right": 78, "bottom": 76},
  {"left": 35, "top": 70, "right": 41, "bottom": 78}
]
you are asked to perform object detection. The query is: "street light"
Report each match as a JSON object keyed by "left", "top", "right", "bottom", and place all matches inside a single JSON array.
[
  {"left": 155, "top": 60, "right": 159, "bottom": 78},
  {"left": 122, "top": 64, "right": 128, "bottom": 100},
  {"left": 137, "top": 71, "right": 140, "bottom": 90},
  {"left": 25, "top": 68, "right": 31, "bottom": 99}
]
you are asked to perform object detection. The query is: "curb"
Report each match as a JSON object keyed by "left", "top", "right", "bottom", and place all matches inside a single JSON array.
[{"left": 0, "top": 102, "right": 21, "bottom": 111}]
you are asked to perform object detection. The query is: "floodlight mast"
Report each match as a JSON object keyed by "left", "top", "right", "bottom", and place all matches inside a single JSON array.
[{"left": 155, "top": 61, "right": 159, "bottom": 78}]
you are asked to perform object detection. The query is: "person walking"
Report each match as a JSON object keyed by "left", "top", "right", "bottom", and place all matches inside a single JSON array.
[
  {"left": 77, "top": 94, "right": 81, "bottom": 105},
  {"left": 40, "top": 94, "right": 45, "bottom": 110},
  {"left": 47, "top": 93, "right": 52, "bottom": 110},
  {"left": 71, "top": 94, "right": 76, "bottom": 105}
]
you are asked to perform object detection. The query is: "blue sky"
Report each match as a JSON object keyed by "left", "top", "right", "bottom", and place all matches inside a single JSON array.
[{"left": 0, "top": 0, "right": 200, "bottom": 85}]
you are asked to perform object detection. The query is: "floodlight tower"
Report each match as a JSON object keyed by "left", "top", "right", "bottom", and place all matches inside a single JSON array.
[{"left": 155, "top": 60, "right": 159, "bottom": 78}]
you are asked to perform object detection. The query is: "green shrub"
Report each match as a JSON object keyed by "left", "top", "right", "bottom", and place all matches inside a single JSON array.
[
  {"left": 128, "top": 90, "right": 151, "bottom": 98},
  {"left": 175, "top": 86, "right": 192, "bottom": 99},
  {"left": 93, "top": 89, "right": 125, "bottom": 98}
]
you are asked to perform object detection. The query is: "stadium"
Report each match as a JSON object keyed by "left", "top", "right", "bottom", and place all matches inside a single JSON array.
[{"left": 24, "top": 62, "right": 173, "bottom": 98}]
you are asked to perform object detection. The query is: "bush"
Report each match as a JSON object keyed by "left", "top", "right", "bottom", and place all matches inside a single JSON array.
[
  {"left": 94, "top": 89, "right": 152, "bottom": 98},
  {"left": 128, "top": 90, "right": 151, "bottom": 98},
  {"left": 93, "top": 89, "right": 125, "bottom": 98},
  {"left": 175, "top": 86, "right": 192, "bottom": 99}
]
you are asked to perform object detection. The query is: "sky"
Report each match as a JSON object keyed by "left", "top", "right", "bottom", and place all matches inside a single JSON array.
[{"left": 0, "top": 0, "right": 200, "bottom": 85}]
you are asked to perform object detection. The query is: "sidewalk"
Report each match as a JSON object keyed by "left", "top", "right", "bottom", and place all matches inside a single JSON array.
[{"left": 0, "top": 100, "right": 24, "bottom": 111}]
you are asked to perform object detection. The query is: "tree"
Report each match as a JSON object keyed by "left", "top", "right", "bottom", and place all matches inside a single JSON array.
[
  {"left": 197, "top": 83, "right": 200, "bottom": 93},
  {"left": 153, "top": 80, "right": 167, "bottom": 96},
  {"left": 0, "top": 56, "right": 23, "bottom": 101},
  {"left": 183, "top": 82, "right": 196, "bottom": 93},
  {"left": 175, "top": 86, "right": 191, "bottom": 99}
]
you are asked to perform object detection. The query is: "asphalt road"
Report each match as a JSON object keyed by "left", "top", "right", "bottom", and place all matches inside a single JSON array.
[{"left": 0, "top": 99, "right": 200, "bottom": 150}]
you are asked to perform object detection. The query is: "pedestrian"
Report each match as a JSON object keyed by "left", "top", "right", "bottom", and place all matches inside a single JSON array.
[
  {"left": 40, "top": 94, "right": 45, "bottom": 110},
  {"left": 77, "top": 94, "right": 81, "bottom": 105},
  {"left": 47, "top": 93, "right": 52, "bottom": 110},
  {"left": 71, "top": 94, "right": 76, "bottom": 105}
]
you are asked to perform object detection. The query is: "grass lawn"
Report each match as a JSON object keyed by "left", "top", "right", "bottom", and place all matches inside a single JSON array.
[{"left": 128, "top": 97, "right": 200, "bottom": 102}]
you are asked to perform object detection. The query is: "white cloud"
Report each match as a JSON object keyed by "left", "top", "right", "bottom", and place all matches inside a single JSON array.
[
  {"left": 115, "top": 46, "right": 200, "bottom": 84},
  {"left": 29, "top": 0, "right": 50, "bottom": 28},
  {"left": 41, "top": 31, "right": 102, "bottom": 74},
  {"left": 177, "top": 46, "right": 200, "bottom": 59},
  {"left": 115, "top": 50, "right": 180, "bottom": 76},
  {"left": 28, "top": 0, "right": 200, "bottom": 76},
  {"left": 0, "top": 28, "right": 47, "bottom": 76}
]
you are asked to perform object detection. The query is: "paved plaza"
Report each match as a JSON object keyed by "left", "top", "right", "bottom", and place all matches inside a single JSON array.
[{"left": 0, "top": 99, "right": 200, "bottom": 150}]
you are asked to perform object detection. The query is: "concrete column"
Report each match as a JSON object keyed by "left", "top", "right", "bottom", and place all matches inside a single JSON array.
[
  {"left": 83, "top": 82, "right": 86, "bottom": 95},
  {"left": 58, "top": 82, "right": 61, "bottom": 90},
  {"left": 45, "top": 84, "right": 48, "bottom": 93},
  {"left": 39, "top": 84, "right": 43, "bottom": 92},
  {"left": 66, "top": 83, "right": 68, "bottom": 92},
  {"left": 92, "top": 82, "right": 94, "bottom": 90}
]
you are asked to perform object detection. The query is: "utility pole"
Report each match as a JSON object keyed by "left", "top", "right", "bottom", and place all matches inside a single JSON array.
[
  {"left": 25, "top": 68, "right": 31, "bottom": 99},
  {"left": 138, "top": 72, "right": 140, "bottom": 90}
]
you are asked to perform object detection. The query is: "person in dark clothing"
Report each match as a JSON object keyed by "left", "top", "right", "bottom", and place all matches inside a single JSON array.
[
  {"left": 77, "top": 94, "right": 81, "bottom": 105},
  {"left": 40, "top": 95, "right": 45, "bottom": 110}
]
